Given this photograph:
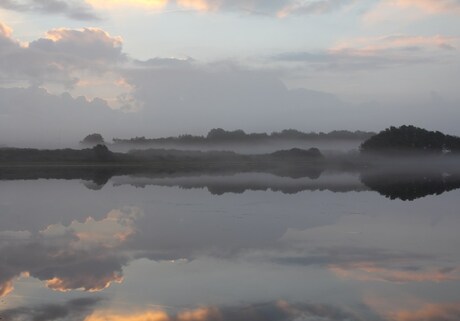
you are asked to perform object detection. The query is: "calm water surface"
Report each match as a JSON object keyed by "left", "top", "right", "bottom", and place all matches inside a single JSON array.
[{"left": 1, "top": 172, "right": 459, "bottom": 321}]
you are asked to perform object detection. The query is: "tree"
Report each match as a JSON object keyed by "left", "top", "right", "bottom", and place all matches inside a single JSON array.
[
  {"left": 81, "top": 133, "right": 105, "bottom": 146},
  {"left": 360, "top": 125, "right": 447, "bottom": 153}
]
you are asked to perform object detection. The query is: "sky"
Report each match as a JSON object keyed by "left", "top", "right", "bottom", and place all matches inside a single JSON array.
[{"left": 0, "top": 0, "right": 460, "bottom": 146}]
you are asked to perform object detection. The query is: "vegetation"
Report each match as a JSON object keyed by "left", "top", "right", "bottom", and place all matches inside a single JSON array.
[
  {"left": 0, "top": 145, "right": 114, "bottom": 163},
  {"left": 0, "top": 145, "right": 324, "bottom": 166},
  {"left": 360, "top": 125, "right": 460, "bottom": 154},
  {"left": 361, "top": 171, "right": 460, "bottom": 201},
  {"left": 80, "top": 133, "right": 105, "bottom": 146},
  {"left": 112, "top": 129, "right": 375, "bottom": 146}
]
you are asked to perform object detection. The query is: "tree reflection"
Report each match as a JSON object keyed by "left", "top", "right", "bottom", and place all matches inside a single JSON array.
[{"left": 361, "top": 171, "right": 460, "bottom": 201}]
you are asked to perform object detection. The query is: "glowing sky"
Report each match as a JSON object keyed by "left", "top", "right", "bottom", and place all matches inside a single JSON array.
[{"left": 0, "top": 0, "right": 460, "bottom": 145}]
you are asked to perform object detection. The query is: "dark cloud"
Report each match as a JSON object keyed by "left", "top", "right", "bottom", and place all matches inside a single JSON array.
[
  {"left": 183, "top": 301, "right": 369, "bottom": 321},
  {"left": 1, "top": 297, "right": 102, "bottom": 321},
  {"left": 83, "top": 301, "right": 375, "bottom": 321},
  {"left": 273, "top": 246, "right": 430, "bottom": 267},
  {"left": 0, "top": 299, "right": 379, "bottom": 321},
  {"left": 0, "top": 0, "right": 99, "bottom": 20}
]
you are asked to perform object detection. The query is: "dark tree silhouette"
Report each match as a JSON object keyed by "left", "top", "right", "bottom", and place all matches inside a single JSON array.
[
  {"left": 113, "top": 129, "right": 375, "bottom": 146},
  {"left": 361, "top": 171, "right": 460, "bottom": 201},
  {"left": 80, "top": 133, "right": 105, "bottom": 146},
  {"left": 360, "top": 125, "right": 460, "bottom": 153}
]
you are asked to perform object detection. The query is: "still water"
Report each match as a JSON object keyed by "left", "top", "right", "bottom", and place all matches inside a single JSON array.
[{"left": 1, "top": 171, "right": 459, "bottom": 321}]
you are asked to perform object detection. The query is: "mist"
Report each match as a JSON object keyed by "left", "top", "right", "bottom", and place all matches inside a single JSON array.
[{"left": 1, "top": 70, "right": 460, "bottom": 149}]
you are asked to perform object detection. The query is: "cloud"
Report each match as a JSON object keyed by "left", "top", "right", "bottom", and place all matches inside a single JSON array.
[
  {"left": 0, "top": 299, "right": 375, "bottom": 321},
  {"left": 85, "top": 301, "right": 367, "bottom": 321},
  {"left": 0, "top": 207, "right": 141, "bottom": 295},
  {"left": 1, "top": 23, "right": 460, "bottom": 146},
  {"left": 86, "top": 0, "right": 356, "bottom": 16},
  {"left": 272, "top": 49, "right": 433, "bottom": 72},
  {"left": 332, "top": 35, "right": 458, "bottom": 52},
  {"left": 1, "top": 297, "right": 102, "bottom": 321},
  {"left": 0, "top": 23, "right": 135, "bottom": 111},
  {"left": 41, "top": 208, "right": 141, "bottom": 248},
  {"left": 0, "top": 0, "right": 99, "bottom": 20},
  {"left": 388, "top": 0, "right": 460, "bottom": 14},
  {"left": 29, "top": 27, "right": 124, "bottom": 62},
  {"left": 0, "top": 279, "right": 14, "bottom": 297},
  {"left": 86, "top": 0, "right": 169, "bottom": 10},
  {"left": 0, "top": 21, "right": 12, "bottom": 37},
  {"left": 0, "top": 0, "right": 359, "bottom": 17},
  {"left": 272, "top": 246, "right": 429, "bottom": 268},
  {"left": 277, "top": 0, "right": 356, "bottom": 18},
  {"left": 390, "top": 302, "right": 460, "bottom": 321},
  {"left": 364, "top": 0, "right": 460, "bottom": 24},
  {"left": 329, "top": 263, "right": 460, "bottom": 283},
  {"left": 273, "top": 34, "right": 458, "bottom": 72},
  {"left": 0, "top": 86, "right": 126, "bottom": 146},
  {"left": 121, "top": 62, "right": 358, "bottom": 133},
  {"left": 0, "top": 23, "right": 126, "bottom": 89}
]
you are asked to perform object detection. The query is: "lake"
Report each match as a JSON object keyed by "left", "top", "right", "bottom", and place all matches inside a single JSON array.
[{"left": 1, "top": 171, "right": 459, "bottom": 321}]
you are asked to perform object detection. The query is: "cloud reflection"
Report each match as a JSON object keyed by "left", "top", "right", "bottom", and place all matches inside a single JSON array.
[
  {"left": 329, "top": 263, "right": 460, "bottom": 283},
  {"left": 391, "top": 302, "right": 460, "bottom": 321},
  {"left": 0, "top": 207, "right": 141, "bottom": 295},
  {"left": 85, "top": 301, "right": 367, "bottom": 321},
  {"left": 1, "top": 297, "right": 102, "bottom": 321}
]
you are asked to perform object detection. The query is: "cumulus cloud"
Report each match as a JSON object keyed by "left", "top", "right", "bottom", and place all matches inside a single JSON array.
[
  {"left": 0, "top": 23, "right": 135, "bottom": 113},
  {"left": 0, "top": 0, "right": 99, "bottom": 20},
  {"left": 0, "top": 23, "right": 125, "bottom": 89},
  {"left": 29, "top": 27, "right": 124, "bottom": 63}
]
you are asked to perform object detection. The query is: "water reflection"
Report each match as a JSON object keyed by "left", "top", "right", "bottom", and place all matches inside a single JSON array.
[
  {"left": 361, "top": 170, "right": 460, "bottom": 201},
  {"left": 1, "top": 173, "right": 460, "bottom": 321},
  {"left": 0, "top": 298, "right": 379, "bottom": 321},
  {"left": 0, "top": 207, "right": 140, "bottom": 296},
  {"left": 2, "top": 166, "right": 460, "bottom": 200},
  {"left": 3, "top": 297, "right": 460, "bottom": 321},
  {"left": 112, "top": 172, "right": 367, "bottom": 195}
]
